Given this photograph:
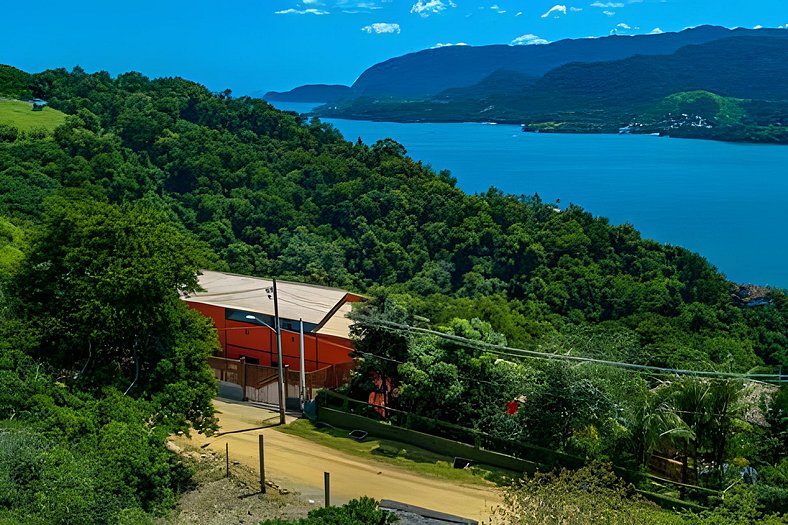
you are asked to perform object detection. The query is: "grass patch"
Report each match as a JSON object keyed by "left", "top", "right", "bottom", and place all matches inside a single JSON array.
[
  {"left": 276, "top": 419, "right": 517, "bottom": 487},
  {"left": 0, "top": 100, "right": 66, "bottom": 132}
]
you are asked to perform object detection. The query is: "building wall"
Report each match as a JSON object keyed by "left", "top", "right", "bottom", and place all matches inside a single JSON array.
[{"left": 186, "top": 300, "right": 354, "bottom": 372}]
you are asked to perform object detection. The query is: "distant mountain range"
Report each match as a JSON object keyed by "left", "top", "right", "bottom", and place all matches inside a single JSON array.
[
  {"left": 263, "top": 84, "right": 352, "bottom": 103},
  {"left": 352, "top": 25, "right": 788, "bottom": 99},
  {"left": 265, "top": 26, "right": 788, "bottom": 102},
  {"left": 262, "top": 26, "right": 788, "bottom": 143}
]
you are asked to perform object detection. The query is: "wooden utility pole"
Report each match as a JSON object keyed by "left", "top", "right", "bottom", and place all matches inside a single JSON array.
[
  {"left": 259, "top": 434, "right": 266, "bottom": 494},
  {"left": 225, "top": 442, "right": 229, "bottom": 478},
  {"left": 299, "top": 318, "right": 306, "bottom": 409},
  {"left": 273, "top": 279, "right": 286, "bottom": 424},
  {"left": 324, "top": 471, "right": 330, "bottom": 507}
]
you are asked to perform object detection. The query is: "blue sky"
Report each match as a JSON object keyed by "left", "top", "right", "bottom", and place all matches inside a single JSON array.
[{"left": 1, "top": 1, "right": 786, "bottom": 94}]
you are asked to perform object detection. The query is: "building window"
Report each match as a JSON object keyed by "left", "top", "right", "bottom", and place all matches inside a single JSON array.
[
  {"left": 225, "top": 309, "right": 318, "bottom": 333},
  {"left": 226, "top": 309, "right": 275, "bottom": 327}
]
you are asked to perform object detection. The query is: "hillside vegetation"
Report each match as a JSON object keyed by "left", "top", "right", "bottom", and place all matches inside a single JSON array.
[
  {"left": 0, "top": 65, "right": 785, "bottom": 521},
  {"left": 0, "top": 64, "right": 33, "bottom": 99},
  {"left": 0, "top": 65, "right": 784, "bottom": 370},
  {"left": 644, "top": 91, "right": 746, "bottom": 126}
]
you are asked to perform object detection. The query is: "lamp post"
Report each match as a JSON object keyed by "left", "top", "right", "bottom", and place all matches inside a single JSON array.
[
  {"left": 245, "top": 300, "right": 286, "bottom": 424},
  {"left": 256, "top": 278, "right": 287, "bottom": 425}
]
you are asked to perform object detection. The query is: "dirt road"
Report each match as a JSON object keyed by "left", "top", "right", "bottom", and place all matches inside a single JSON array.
[{"left": 187, "top": 399, "right": 501, "bottom": 521}]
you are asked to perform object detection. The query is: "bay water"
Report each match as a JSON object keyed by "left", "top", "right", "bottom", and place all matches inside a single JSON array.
[{"left": 273, "top": 102, "right": 788, "bottom": 288}]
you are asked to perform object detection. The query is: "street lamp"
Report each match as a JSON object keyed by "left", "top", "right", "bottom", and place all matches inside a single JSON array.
[
  {"left": 246, "top": 278, "right": 286, "bottom": 425},
  {"left": 244, "top": 312, "right": 286, "bottom": 425}
]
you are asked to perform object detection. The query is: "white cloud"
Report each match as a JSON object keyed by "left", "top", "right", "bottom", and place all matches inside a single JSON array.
[
  {"left": 490, "top": 4, "right": 507, "bottom": 13},
  {"left": 610, "top": 22, "right": 639, "bottom": 34},
  {"left": 339, "top": 1, "right": 386, "bottom": 13},
  {"left": 361, "top": 22, "right": 401, "bottom": 33},
  {"left": 591, "top": 1, "right": 624, "bottom": 7},
  {"left": 274, "top": 8, "right": 329, "bottom": 15},
  {"left": 649, "top": 27, "right": 664, "bottom": 34},
  {"left": 410, "top": 0, "right": 456, "bottom": 17},
  {"left": 602, "top": 10, "right": 615, "bottom": 15},
  {"left": 753, "top": 24, "right": 763, "bottom": 29},
  {"left": 433, "top": 42, "right": 469, "bottom": 48},
  {"left": 511, "top": 33, "right": 550, "bottom": 45},
  {"left": 570, "top": 6, "right": 583, "bottom": 11},
  {"left": 541, "top": 4, "right": 567, "bottom": 18},
  {"left": 515, "top": 11, "right": 523, "bottom": 16}
]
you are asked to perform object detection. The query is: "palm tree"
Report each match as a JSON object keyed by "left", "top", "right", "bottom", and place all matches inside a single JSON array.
[
  {"left": 634, "top": 387, "right": 694, "bottom": 467},
  {"left": 671, "top": 378, "right": 710, "bottom": 485},
  {"left": 671, "top": 378, "right": 743, "bottom": 488}
]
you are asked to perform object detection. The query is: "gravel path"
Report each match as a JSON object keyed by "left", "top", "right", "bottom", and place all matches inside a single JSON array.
[{"left": 184, "top": 399, "right": 501, "bottom": 522}]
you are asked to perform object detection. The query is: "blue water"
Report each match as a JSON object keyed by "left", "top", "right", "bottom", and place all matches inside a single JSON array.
[{"left": 272, "top": 102, "right": 788, "bottom": 288}]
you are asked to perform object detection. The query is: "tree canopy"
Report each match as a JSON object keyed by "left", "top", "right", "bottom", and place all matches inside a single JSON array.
[{"left": 0, "top": 64, "right": 785, "bottom": 521}]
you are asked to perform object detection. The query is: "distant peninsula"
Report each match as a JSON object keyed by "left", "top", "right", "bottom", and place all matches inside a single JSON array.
[{"left": 263, "top": 84, "right": 351, "bottom": 103}]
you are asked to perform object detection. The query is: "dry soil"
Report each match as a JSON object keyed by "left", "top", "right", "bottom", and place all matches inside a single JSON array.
[{"left": 184, "top": 399, "right": 501, "bottom": 522}]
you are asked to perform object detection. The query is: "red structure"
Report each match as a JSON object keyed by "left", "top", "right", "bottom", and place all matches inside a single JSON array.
[{"left": 183, "top": 271, "right": 364, "bottom": 372}]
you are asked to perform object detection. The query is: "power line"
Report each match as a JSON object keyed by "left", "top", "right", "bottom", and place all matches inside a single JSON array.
[
  {"left": 276, "top": 288, "right": 343, "bottom": 309},
  {"left": 352, "top": 316, "right": 788, "bottom": 384},
  {"left": 355, "top": 348, "right": 772, "bottom": 418},
  {"left": 355, "top": 350, "right": 505, "bottom": 389},
  {"left": 275, "top": 296, "right": 330, "bottom": 314}
]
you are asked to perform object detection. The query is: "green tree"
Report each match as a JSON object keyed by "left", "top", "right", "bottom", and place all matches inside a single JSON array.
[{"left": 12, "top": 196, "right": 219, "bottom": 432}]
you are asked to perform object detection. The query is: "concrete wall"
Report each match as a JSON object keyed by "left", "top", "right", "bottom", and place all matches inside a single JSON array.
[
  {"left": 316, "top": 407, "right": 710, "bottom": 512},
  {"left": 316, "top": 406, "right": 539, "bottom": 474}
]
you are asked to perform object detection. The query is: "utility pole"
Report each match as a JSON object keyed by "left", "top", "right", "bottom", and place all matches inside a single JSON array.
[
  {"left": 272, "top": 279, "right": 286, "bottom": 425},
  {"left": 259, "top": 434, "right": 266, "bottom": 494},
  {"left": 324, "top": 471, "right": 330, "bottom": 507},
  {"left": 299, "top": 318, "right": 306, "bottom": 410}
]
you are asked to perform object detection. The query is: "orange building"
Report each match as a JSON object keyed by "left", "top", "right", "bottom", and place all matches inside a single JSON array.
[{"left": 183, "top": 270, "right": 364, "bottom": 372}]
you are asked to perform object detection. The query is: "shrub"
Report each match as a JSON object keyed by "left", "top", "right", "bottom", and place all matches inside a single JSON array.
[{"left": 260, "top": 497, "right": 397, "bottom": 524}]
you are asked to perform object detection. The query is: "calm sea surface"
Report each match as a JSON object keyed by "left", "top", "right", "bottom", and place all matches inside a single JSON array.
[{"left": 272, "top": 102, "right": 788, "bottom": 288}]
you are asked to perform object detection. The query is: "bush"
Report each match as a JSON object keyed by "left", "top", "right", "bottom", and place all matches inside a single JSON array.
[
  {"left": 492, "top": 463, "right": 680, "bottom": 525},
  {"left": 0, "top": 125, "right": 17, "bottom": 143},
  {"left": 260, "top": 497, "right": 397, "bottom": 524},
  {"left": 682, "top": 485, "right": 787, "bottom": 525}
]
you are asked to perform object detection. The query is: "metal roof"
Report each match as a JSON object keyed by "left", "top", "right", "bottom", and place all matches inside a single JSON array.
[
  {"left": 315, "top": 301, "right": 354, "bottom": 338},
  {"left": 183, "top": 270, "right": 360, "bottom": 327}
]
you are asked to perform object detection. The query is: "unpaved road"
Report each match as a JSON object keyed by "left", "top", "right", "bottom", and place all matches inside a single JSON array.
[{"left": 187, "top": 399, "right": 501, "bottom": 521}]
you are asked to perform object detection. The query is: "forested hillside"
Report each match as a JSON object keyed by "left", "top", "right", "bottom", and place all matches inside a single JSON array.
[
  {"left": 1, "top": 65, "right": 786, "bottom": 371},
  {"left": 0, "top": 66, "right": 786, "bottom": 520}
]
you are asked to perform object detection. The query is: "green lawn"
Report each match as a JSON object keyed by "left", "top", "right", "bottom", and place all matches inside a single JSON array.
[
  {"left": 0, "top": 100, "right": 66, "bottom": 132},
  {"left": 276, "top": 418, "right": 517, "bottom": 487}
]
